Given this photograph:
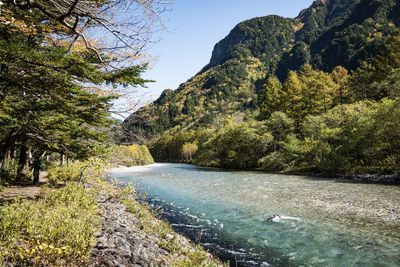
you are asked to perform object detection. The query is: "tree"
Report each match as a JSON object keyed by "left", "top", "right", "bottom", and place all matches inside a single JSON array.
[
  {"left": 349, "top": 34, "right": 400, "bottom": 101},
  {"left": 298, "top": 100, "right": 400, "bottom": 175},
  {"left": 279, "top": 65, "right": 338, "bottom": 128},
  {"left": 330, "top": 66, "right": 350, "bottom": 104},
  {"left": 258, "top": 76, "right": 285, "bottom": 119},
  {"left": 3, "top": 0, "right": 169, "bottom": 67},
  {"left": 298, "top": 64, "right": 337, "bottom": 115},
  {"left": 196, "top": 123, "right": 273, "bottom": 169},
  {"left": 265, "top": 112, "right": 294, "bottom": 151},
  {"left": 182, "top": 142, "right": 198, "bottom": 162},
  {"left": 282, "top": 71, "right": 303, "bottom": 127},
  {"left": 0, "top": 0, "right": 167, "bottom": 179}
]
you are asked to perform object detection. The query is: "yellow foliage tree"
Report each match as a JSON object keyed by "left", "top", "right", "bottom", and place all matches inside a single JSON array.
[{"left": 182, "top": 142, "right": 198, "bottom": 162}]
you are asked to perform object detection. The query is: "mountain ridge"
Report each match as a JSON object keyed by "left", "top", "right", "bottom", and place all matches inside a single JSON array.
[{"left": 118, "top": 0, "right": 400, "bottom": 143}]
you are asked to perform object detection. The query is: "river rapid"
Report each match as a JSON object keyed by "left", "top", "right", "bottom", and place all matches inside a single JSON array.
[{"left": 108, "top": 163, "right": 400, "bottom": 267}]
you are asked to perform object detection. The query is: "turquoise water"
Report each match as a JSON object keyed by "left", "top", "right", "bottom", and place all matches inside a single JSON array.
[{"left": 109, "top": 163, "right": 400, "bottom": 267}]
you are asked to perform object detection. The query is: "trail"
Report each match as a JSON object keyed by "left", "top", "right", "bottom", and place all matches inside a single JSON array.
[{"left": 0, "top": 172, "right": 48, "bottom": 203}]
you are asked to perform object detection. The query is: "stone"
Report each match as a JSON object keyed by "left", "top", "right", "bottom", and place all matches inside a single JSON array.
[{"left": 86, "top": 189, "right": 220, "bottom": 267}]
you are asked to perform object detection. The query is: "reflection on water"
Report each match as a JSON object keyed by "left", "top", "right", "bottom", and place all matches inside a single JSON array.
[{"left": 109, "top": 164, "right": 400, "bottom": 267}]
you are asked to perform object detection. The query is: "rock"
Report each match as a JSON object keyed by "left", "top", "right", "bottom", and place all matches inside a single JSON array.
[
  {"left": 86, "top": 188, "right": 221, "bottom": 267},
  {"left": 165, "top": 234, "right": 174, "bottom": 240}
]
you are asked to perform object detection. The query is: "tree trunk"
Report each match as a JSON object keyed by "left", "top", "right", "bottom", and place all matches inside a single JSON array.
[
  {"left": 0, "top": 136, "right": 16, "bottom": 177},
  {"left": 0, "top": 149, "right": 10, "bottom": 181},
  {"left": 0, "top": 149, "right": 9, "bottom": 169},
  {"left": 60, "top": 153, "right": 65, "bottom": 166},
  {"left": 16, "top": 142, "right": 29, "bottom": 181},
  {"left": 28, "top": 147, "right": 33, "bottom": 165}
]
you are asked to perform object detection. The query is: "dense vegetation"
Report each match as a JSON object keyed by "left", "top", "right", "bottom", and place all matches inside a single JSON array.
[
  {"left": 0, "top": 0, "right": 164, "bottom": 182},
  {"left": 149, "top": 33, "right": 400, "bottom": 176},
  {"left": 122, "top": 0, "right": 400, "bottom": 177},
  {"left": 0, "top": 184, "right": 99, "bottom": 265},
  {"left": 109, "top": 145, "right": 154, "bottom": 167}
]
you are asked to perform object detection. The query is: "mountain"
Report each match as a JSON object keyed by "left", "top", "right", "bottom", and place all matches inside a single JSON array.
[{"left": 118, "top": 0, "right": 400, "bottom": 143}]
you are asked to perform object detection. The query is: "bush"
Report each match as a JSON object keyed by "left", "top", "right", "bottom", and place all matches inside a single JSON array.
[
  {"left": 110, "top": 144, "right": 154, "bottom": 167},
  {"left": 0, "top": 183, "right": 99, "bottom": 266},
  {"left": 182, "top": 142, "right": 198, "bottom": 162},
  {"left": 0, "top": 161, "right": 18, "bottom": 183},
  {"left": 196, "top": 123, "right": 273, "bottom": 169},
  {"left": 259, "top": 152, "right": 287, "bottom": 171},
  {"left": 47, "top": 161, "right": 84, "bottom": 185}
]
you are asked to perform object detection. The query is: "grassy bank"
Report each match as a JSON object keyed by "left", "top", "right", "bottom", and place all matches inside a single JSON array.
[
  {"left": 0, "top": 183, "right": 99, "bottom": 266},
  {"left": 0, "top": 153, "right": 223, "bottom": 266}
]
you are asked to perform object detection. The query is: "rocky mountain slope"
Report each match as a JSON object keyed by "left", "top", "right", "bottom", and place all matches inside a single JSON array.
[{"left": 118, "top": 0, "right": 400, "bottom": 143}]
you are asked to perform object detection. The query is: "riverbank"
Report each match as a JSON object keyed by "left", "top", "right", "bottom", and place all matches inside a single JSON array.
[
  {"left": 0, "top": 161, "right": 223, "bottom": 266},
  {"left": 172, "top": 161, "right": 400, "bottom": 185},
  {"left": 88, "top": 176, "right": 223, "bottom": 267}
]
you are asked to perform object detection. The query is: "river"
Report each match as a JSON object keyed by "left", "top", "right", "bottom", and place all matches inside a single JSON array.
[{"left": 108, "top": 163, "right": 400, "bottom": 267}]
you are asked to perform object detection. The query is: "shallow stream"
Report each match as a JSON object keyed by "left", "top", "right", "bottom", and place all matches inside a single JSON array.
[{"left": 109, "top": 163, "right": 400, "bottom": 266}]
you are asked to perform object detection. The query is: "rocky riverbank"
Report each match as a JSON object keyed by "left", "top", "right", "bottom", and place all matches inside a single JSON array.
[
  {"left": 87, "top": 193, "right": 170, "bottom": 266},
  {"left": 86, "top": 180, "right": 223, "bottom": 267}
]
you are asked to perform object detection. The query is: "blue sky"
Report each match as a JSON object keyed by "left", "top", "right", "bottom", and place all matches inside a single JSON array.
[{"left": 139, "top": 0, "right": 314, "bottom": 103}]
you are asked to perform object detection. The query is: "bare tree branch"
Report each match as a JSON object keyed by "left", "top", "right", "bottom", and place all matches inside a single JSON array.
[{"left": 5, "top": 0, "right": 172, "bottom": 66}]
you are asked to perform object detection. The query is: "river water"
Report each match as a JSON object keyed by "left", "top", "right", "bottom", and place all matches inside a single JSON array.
[{"left": 108, "top": 163, "right": 400, "bottom": 267}]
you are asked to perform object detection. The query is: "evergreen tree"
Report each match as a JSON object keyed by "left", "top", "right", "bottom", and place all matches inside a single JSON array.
[
  {"left": 0, "top": 1, "right": 158, "bottom": 179},
  {"left": 298, "top": 64, "right": 337, "bottom": 115},
  {"left": 350, "top": 34, "right": 400, "bottom": 100},
  {"left": 258, "top": 76, "right": 285, "bottom": 119}
]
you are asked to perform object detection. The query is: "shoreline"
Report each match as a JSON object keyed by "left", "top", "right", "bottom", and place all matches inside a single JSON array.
[
  {"left": 114, "top": 162, "right": 400, "bottom": 185},
  {"left": 88, "top": 176, "right": 224, "bottom": 267}
]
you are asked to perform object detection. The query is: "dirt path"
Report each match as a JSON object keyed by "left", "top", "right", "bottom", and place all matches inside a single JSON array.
[{"left": 0, "top": 172, "right": 48, "bottom": 203}]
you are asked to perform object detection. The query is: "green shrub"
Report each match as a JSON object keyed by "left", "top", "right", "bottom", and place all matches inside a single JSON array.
[
  {"left": 0, "top": 183, "right": 99, "bottom": 266},
  {"left": 0, "top": 161, "right": 18, "bottom": 183},
  {"left": 259, "top": 152, "right": 287, "bottom": 171},
  {"left": 47, "top": 162, "right": 84, "bottom": 185},
  {"left": 110, "top": 144, "right": 154, "bottom": 166},
  {"left": 196, "top": 123, "right": 273, "bottom": 169}
]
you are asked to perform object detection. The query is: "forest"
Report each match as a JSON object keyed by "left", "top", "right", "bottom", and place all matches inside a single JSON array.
[
  {"left": 118, "top": 0, "right": 400, "bottom": 178},
  {"left": 149, "top": 34, "right": 400, "bottom": 176}
]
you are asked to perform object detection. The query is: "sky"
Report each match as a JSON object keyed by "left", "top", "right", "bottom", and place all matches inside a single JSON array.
[{"left": 135, "top": 0, "right": 315, "bottom": 105}]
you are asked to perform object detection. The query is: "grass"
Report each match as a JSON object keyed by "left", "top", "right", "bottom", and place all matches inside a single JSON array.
[{"left": 0, "top": 183, "right": 100, "bottom": 266}]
